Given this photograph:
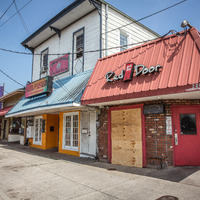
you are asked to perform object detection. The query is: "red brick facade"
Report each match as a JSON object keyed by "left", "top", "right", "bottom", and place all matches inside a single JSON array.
[{"left": 97, "top": 99, "right": 200, "bottom": 167}]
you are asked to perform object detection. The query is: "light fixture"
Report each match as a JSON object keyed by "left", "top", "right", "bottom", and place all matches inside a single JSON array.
[{"left": 181, "top": 20, "right": 193, "bottom": 29}]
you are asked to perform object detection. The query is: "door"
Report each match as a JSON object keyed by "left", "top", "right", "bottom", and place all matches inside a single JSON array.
[
  {"left": 63, "top": 112, "right": 79, "bottom": 151},
  {"left": 34, "top": 117, "right": 42, "bottom": 145},
  {"left": 81, "top": 111, "right": 96, "bottom": 156},
  {"left": 111, "top": 107, "right": 143, "bottom": 167},
  {"left": 172, "top": 105, "right": 200, "bottom": 166}
]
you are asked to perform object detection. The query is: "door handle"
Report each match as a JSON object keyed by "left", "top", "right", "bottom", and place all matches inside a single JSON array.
[{"left": 174, "top": 133, "right": 178, "bottom": 145}]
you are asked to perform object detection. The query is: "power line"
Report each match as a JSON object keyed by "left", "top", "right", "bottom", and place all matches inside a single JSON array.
[
  {"left": 103, "top": 0, "right": 187, "bottom": 35},
  {"left": 0, "top": 0, "right": 15, "bottom": 20},
  {"left": 0, "top": 30, "right": 182, "bottom": 56},
  {"left": 0, "top": 69, "right": 25, "bottom": 88},
  {"left": 14, "top": 1, "right": 31, "bottom": 36},
  {"left": 0, "top": 0, "right": 32, "bottom": 28}
]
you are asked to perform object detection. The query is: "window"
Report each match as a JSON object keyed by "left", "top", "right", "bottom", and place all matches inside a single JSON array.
[
  {"left": 120, "top": 32, "right": 128, "bottom": 52},
  {"left": 76, "top": 33, "right": 84, "bottom": 59},
  {"left": 63, "top": 112, "right": 79, "bottom": 151},
  {"left": 180, "top": 114, "right": 197, "bottom": 135},
  {"left": 41, "top": 49, "right": 48, "bottom": 73}
]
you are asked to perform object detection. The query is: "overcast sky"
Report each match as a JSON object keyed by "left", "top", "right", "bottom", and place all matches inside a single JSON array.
[{"left": 0, "top": 0, "right": 199, "bottom": 93}]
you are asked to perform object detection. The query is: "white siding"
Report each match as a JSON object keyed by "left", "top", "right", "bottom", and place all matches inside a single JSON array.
[
  {"left": 101, "top": 4, "right": 158, "bottom": 57},
  {"left": 32, "top": 10, "right": 100, "bottom": 81}
]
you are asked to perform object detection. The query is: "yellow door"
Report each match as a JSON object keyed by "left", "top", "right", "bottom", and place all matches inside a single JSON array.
[{"left": 111, "top": 108, "right": 143, "bottom": 167}]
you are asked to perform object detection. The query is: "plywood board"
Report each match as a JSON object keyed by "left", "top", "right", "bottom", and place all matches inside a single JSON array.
[{"left": 111, "top": 108, "right": 143, "bottom": 167}]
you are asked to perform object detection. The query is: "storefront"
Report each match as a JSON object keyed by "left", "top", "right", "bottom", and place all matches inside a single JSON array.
[
  {"left": 0, "top": 89, "right": 25, "bottom": 142},
  {"left": 6, "top": 70, "right": 98, "bottom": 158},
  {"left": 81, "top": 27, "right": 200, "bottom": 168}
]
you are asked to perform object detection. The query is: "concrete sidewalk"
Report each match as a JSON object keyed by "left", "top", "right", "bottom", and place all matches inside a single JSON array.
[{"left": 0, "top": 142, "right": 200, "bottom": 200}]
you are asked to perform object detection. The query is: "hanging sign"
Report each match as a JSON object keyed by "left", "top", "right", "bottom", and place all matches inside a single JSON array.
[
  {"left": 105, "top": 63, "right": 162, "bottom": 82},
  {"left": 50, "top": 54, "right": 69, "bottom": 76},
  {"left": 25, "top": 76, "right": 53, "bottom": 98}
]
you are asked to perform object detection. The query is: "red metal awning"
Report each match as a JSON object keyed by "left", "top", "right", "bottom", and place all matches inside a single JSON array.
[
  {"left": 81, "top": 28, "right": 200, "bottom": 105},
  {"left": 0, "top": 106, "right": 13, "bottom": 117}
]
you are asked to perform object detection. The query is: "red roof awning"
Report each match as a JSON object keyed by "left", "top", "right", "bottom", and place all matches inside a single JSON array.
[
  {"left": 0, "top": 106, "right": 13, "bottom": 117},
  {"left": 81, "top": 28, "right": 200, "bottom": 105}
]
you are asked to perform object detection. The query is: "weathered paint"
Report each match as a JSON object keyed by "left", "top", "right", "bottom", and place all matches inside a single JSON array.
[{"left": 58, "top": 110, "right": 81, "bottom": 156}]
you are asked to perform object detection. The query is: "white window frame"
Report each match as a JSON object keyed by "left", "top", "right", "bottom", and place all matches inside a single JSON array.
[
  {"left": 62, "top": 112, "right": 79, "bottom": 151},
  {"left": 120, "top": 31, "right": 129, "bottom": 52},
  {"left": 40, "top": 48, "right": 49, "bottom": 75},
  {"left": 33, "top": 116, "right": 43, "bottom": 145},
  {"left": 75, "top": 30, "right": 84, "bottom": 59}
]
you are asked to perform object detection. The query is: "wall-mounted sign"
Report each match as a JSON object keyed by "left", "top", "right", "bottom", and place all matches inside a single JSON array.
[
  {"left": 185, "top": 83, "right": 200, "bottom": 92},
  {"left": 143, "top": 104, "right": 164, "bottom": 114},
  {"left": 50, "top": 54, "right": 69, "bottom": 76},
  {"left": 25, "top": 76, "right": 53, "bottom": 98},
  {"left": 166, "top": 116, "right": 172, "bottom": 135},
  {"left": 105, "top": 63, "right": 162, "bottom": 82}
]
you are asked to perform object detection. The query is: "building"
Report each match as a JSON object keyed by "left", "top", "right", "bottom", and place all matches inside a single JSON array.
[
  {"left": 0, "top": 89, "right": 25, "bottom": 143},
  {"left": 6, "top": 0, "right": 159, "bottom": 158},
  {"left": 81, "top": 27, "right": 200, "bottom": 167}
]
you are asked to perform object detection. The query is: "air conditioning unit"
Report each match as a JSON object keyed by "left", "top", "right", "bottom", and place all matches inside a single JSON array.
[{"left": 41, "top": 66, "right": 47, "bottom": 73}]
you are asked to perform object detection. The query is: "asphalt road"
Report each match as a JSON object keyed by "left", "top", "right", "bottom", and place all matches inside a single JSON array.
[{"left": 0, "top": 142, "right": 200, "bottom": 200}]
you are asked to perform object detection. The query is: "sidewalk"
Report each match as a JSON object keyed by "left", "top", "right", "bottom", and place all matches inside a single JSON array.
[{"left": 0, "top": 142, "right": 200, "bottom": 200}]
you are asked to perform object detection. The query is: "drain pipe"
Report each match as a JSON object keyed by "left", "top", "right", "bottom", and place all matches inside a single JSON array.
[{"left": 105, "top": 4, "right": 108, "bottom": 56}]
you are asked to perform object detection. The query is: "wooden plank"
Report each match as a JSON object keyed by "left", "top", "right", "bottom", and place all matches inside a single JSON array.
[{"left": 111, "top": 108, "right": 143, "bottom": 167}]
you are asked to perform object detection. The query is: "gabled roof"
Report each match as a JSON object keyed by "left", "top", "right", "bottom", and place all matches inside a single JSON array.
[
  {"left": 81, "top": 28, "right": 200, "bottom": 105},
  {"left": 22, "top": 0, "right": 159, "bottom": 49},
  {"left": 6, "top": 70, "right": 92, "bottom": 117}
]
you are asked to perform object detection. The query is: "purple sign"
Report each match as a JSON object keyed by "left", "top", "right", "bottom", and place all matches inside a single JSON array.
[{"left": 0, "top": 86, "right": 3, "bottom": 109}]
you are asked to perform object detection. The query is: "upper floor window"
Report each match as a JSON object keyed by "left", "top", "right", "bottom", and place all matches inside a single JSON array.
[
  {"left": 76, "top": 32, "right": 84, "bottom": 59},
  {"left": 120, "top": 32, "right": 128, "bottom": 52},
  {"left": 41, "top": 48, "right": 48, "bottom": 74}
]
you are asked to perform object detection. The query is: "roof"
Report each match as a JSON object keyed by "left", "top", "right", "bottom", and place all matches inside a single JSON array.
[
  {"left": 0, "top": 88, "right": 25, "bottom": 103},
  {"left": 81, "top": 28, "right": 200, "bottom": 105},
  {"left": 6, "top": 70, "right": 92, "bottom": 117},
  {"left": 0, "top": 106, "right": 13, "bottom": 117},
  {"left": 21, "top": 0, "right": 159, "bottom": 49}
]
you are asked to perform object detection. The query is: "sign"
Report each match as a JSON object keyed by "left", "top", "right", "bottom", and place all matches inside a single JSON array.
[
  {"left": 166, "top": 116, "right": 172, "bottom": 135},
  {"left": 25, "top": 76, "right": 53, "bottom": 98},
  {"left": 50, "top": 54, "right": 69, "bottom": 76},
  {"left": 143, "top": 104, "right": 164, "bottom": 114},
  {"left": 185, "top": 83, "right": 200, "bottom": 92},
  {"left": 105, "top": 63, "right": 162, "bottom": 82},
  {"left": 124, "top": 63, "right": 135, "bottom": 81}
]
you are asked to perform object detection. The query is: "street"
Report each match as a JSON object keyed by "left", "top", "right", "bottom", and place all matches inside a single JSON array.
[{"left": 0, "top": 142, "right": 200, "bottom": 200}]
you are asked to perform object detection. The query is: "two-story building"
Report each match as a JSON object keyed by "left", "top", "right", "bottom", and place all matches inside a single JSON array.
[{"left": 6, "top": 0, "right": 159, "bottom": 158}]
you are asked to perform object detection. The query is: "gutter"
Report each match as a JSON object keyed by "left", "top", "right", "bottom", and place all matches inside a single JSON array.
[{"left": 5, "top": 102, "right": 83, "bottom": 118}]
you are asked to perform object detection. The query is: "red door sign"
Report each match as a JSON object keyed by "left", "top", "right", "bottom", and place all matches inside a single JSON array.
[{"left": 172, "top": 105, "right": 200, "bottom": 166}]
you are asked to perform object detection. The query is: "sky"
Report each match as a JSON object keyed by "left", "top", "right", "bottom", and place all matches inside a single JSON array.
[{"left": 0, "top": 0, "right": 199, "bottom": 94}]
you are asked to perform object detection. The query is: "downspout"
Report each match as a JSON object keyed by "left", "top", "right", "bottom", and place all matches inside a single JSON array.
[
  {"left": 105, "top": 4, "right": 108, "bottom": 56},
  {"left": 99, "top": 4, "right": 102, "bottom": 58},
  {"left": 89, "top": 0, "right": 102, "bottom": 58}
]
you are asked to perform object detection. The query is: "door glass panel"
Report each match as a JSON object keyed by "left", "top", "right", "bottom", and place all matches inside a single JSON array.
[
  {"left": 180, "top": 114, "right": 197, "bottom": 135},
  {"left": 35, "top": 119, "right": 39, "bottom": 141},
  {"left": 39, "top": 119, "right": 42, "bottom": 142},
  {"left": 73, "top": 115, "right": 78, "bottom": 147},
  {"left": 65, "top": 116, "right": 71, "bottom": 146}
]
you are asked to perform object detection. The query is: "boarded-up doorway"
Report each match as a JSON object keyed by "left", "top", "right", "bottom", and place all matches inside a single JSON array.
[{"left": 110, "top": 106, "right": 144, "bottom": 167}]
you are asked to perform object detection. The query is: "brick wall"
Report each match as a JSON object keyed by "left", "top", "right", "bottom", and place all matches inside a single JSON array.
[{"left": 97, "top": 99, "right": 200, "bottom": 167}]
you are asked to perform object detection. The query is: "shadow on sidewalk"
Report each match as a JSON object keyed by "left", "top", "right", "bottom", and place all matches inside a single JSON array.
[{"left": 0, "top": 141, "right": 199, "bottom": 183}]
